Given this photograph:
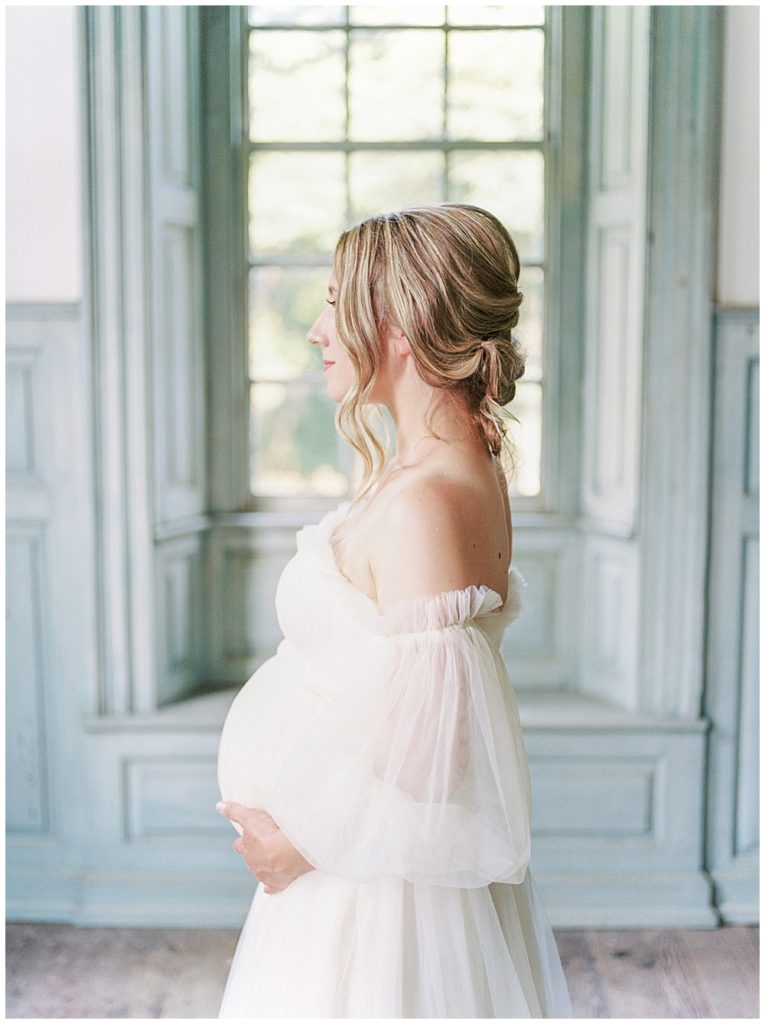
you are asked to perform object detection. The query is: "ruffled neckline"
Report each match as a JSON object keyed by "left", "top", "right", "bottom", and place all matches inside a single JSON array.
[{"left": 297, "top": 499, "right": 527, "bottom": 634}]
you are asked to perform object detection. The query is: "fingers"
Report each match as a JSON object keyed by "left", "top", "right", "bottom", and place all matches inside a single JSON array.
[
  {"left": 225, "top": 806, "right": 282, "bottom": 889},
  {"left": 217, "top": 801, "right": 271, "bottom": 831},
  {"left": 250, "top": 808, "right": 275, "bottom": 822},
  {"left": 232, "top": 835, "right": 269, "bottom": 887},
  {"left": 217, "top": 800, "right": 245, "bottom": 823}
]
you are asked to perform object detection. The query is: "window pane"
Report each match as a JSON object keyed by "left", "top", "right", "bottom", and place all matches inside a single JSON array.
[
  {"left": 250, "top": 380, "right": 348, "bottom": 497},
  {"left": 448, "top": 29, "right": 544, "bottom": 140},
  {"left": 249, "top": 30, "right": 345, "bottom": 142},
  {"left": 248, "top": 6, "right": 346, "bottom": 27},
  {"left": 349, "top": 152, "right": 444, "bottom": 221},
  {"left": 249, "top": 151, "right": 345, "bottom": 256},
  {"left": 348, "top": 30, "right": 444, "bottom": 140},
  {"left": 447, "top": 5, "right": 545, "bottom": 26},
  {"left": 515, "top": 265, "right": 543, "bottom": 383},
  {"left": 349, "top": 5, "right": 445, "bottom": 25},
  {"left": 245, "top": 12, "right": 549, "bottom": 503},
  {"left": 249, "top": 266, "right": 331, "bottom": 379},
  {"left": 448, "top": 150, "right": 544, "bottom": 263},
  {"left": 506, "top": 381, "right": 541, "bottom": 498}
]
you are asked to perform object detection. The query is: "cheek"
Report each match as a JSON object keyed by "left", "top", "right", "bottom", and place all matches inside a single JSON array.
[{"left": 334, "top": 349, "right": 355, "bottom": 385}]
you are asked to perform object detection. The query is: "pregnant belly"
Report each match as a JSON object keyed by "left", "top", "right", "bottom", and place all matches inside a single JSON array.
[{"left": 216, "top": 644, "right": 329, "bottom": 829}]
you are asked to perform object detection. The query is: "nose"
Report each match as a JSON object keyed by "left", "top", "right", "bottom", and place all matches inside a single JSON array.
[{"left": 306, "top": 313, "right": 327, "bottom": 348}]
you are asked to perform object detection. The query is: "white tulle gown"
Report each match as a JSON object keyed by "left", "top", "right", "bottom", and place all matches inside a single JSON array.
[{"left": 216, "top": 499, "right": 572, "bottom": 1018}]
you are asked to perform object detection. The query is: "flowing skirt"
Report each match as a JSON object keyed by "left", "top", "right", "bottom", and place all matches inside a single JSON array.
[{"left": 218, "top": 862, "right": 572, "bottom": 1018}]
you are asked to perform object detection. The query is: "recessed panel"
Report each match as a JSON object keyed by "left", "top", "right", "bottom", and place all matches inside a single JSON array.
[
  {"left": 6, "top": 356, "right": 36, "bottom": 477},
  {"left": 745, "top": 356, "right": 759, "bottom": 496},
  {"left": 160, "top": 7, "right": 193, "bottom": 186},
  {"left": 6, "top": 532, "right": 49, "bottom": 832},
  {"left": 594, "top": 226, "right": 630, "bottom": 496},
  {"left": 735, "top": 536, "right": 759, "bottom": 856},
  {"left": 125, "top": 757, "right": 220, "bottom": 839},
  {"left": 156, "top": 536, "right": 202, "bottom": 705},
  {"left": 161, "top": 225, "right": 199, "bottom": 489},
  {"left": 599, "top": 7, "right": 634, "bottom": 189},
  {"left": 532, "top": 757, "right": 656, "bottom": 837}
]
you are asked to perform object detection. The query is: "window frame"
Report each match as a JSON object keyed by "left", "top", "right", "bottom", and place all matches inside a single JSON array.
[{"left": 202, "top": 6, "right": 588, "bottom": 522}]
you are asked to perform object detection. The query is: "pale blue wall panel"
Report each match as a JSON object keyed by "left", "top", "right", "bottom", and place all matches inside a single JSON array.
[{"left": 704, "top": 309, "right": 759, "bottom": 922}]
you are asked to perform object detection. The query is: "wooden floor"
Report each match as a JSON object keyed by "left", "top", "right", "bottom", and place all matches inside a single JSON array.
[
  {"left": 556, "top": 926, "right": 758, "bottom": 1019},
  {"left": 5, "top": 922, "right": 759, "bottom": 1019}
]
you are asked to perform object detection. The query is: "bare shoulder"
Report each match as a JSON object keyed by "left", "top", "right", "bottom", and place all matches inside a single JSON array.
[{"left": 369, "top": 473, "right": 481, "bottom": 612}]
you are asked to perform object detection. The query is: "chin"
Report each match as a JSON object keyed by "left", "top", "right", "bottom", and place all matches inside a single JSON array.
[{"left": 326, "top": 373, "right": 353, "bottom": 403}]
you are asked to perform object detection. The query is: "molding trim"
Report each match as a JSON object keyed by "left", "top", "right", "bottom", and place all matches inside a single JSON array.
[
  {"left": 82, "top": 7, "right": 208, "bottom": 712},
  {"left": 6, "top": 302, "right": 81, "bottom": 321},
  {"left": 6, "top": 866, "right": 716, "bottom": 930},
  {"left": 200, "top": 7, "right": 250, "bottom": 514},
  {"left": 713, "top": 305, "right": 760, "bottom": 322},
  {"left": 704, "top": 309, "right": 759, "bottom": 924},
  {"left": 576, "top": 7, "right": 649, "bottom": 713},
  {"left": 638, "top": 6, "right": 725, "bottom": 716},
  {"left": 6, "top": 309, "right": 98, "bottom": 871},
  {"left": 581, "top": 7, "right": 649, "bottom": 531},
  {"left": 82, "top": 7, "right": 158, "bottom": 714},
  {"left": 538, "top": 7, "right": 589, "bottom": 515},
  {"left": 538, "top": 872, "right": 717, "bottom": 929}
]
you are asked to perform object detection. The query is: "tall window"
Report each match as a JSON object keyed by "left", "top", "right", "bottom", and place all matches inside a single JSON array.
[{"left": 245, "top": 4, "right": 547, "bottom": 502}]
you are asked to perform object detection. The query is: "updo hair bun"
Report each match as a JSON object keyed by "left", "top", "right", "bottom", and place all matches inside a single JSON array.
[{"left": 476, "top": 324, "right": 527, "bottom": 407}]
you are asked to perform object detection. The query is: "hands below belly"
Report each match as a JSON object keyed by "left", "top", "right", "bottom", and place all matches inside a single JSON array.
[{"left": 217, "top": 801, "right": 316, "bottom": 895}]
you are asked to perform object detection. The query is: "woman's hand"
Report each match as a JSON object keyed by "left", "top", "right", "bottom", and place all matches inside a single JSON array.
[{"left": 216, "top": 801, "right": 315, "bottom": 895}]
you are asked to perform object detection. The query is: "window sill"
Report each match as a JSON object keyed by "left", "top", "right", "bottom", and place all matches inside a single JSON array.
[
  {"left": 83, "top": 686, "right": 707, "bottom": 733},
  {"left": 212, "top": 508, "right": 579, "bottom": 531}
]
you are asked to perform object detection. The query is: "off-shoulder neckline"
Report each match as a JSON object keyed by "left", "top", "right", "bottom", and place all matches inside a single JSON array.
[{"left": 315, "top": 499, "right": 525, "bottom": 623}]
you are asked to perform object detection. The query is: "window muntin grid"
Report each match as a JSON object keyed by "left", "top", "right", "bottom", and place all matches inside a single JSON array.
[{"left": 246, "top": 5, "right": 547, "bottom": 501}]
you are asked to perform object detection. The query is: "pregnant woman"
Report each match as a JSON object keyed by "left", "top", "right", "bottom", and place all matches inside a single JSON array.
[{"left": 216, "top": 204, "right": 572, "bottom": 1018}]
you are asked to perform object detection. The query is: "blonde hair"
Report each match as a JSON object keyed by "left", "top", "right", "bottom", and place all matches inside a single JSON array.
[{"left": 331, "top": 203, "right": 527, "bottom": 505}]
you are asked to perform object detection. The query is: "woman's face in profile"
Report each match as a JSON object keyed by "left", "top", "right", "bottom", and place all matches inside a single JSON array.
[{"left": 306, "top": 271, "right": 355, "bottom": 402}]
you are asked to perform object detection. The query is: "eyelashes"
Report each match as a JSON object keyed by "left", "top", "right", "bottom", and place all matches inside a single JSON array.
[{"left": 325, "top": 299, "right": 336, "bottom": 306}]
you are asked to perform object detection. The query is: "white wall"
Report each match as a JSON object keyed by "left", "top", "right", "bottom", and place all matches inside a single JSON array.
[
  {"left": 5, "top": 6, "right": 83, "bottom": 302},
  {"left": 717, "top": 5, "right": 760, "bottom": 307}
]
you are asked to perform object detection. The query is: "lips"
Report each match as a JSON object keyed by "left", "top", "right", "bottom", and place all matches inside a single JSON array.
[{"left": 323, "top": 362, "right": 335, "bottom": 371}]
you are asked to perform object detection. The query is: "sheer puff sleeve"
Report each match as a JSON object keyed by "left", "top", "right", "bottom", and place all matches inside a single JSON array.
[{"left": 267, "top": 582, "right": 532, "bottom": 889}]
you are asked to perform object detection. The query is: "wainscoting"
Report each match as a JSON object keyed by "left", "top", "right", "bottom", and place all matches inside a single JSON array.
[{"left": 5, "top": 305, "right": 757, "bottom": 931}]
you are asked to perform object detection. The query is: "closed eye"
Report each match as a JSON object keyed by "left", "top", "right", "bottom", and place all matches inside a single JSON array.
[{"left": 325, "top": 299, "right": 336, "bottom": 306}]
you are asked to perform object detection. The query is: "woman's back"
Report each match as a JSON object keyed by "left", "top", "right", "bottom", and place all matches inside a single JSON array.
[{"left": 330, "top": 444, "right": 514, "bottom": 612}]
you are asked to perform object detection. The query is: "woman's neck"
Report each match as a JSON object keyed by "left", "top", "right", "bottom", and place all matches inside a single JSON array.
[
  {"left": 391, "top": 402, "right": 485, "bottom": 467},
  {"left": 377, "top": 346, "right": 489, "bottom": 466}
]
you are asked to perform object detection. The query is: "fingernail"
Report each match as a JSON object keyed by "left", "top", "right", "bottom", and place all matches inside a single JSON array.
[{"left": 216, "top": 801, "right": 225, "bottom": 812}]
